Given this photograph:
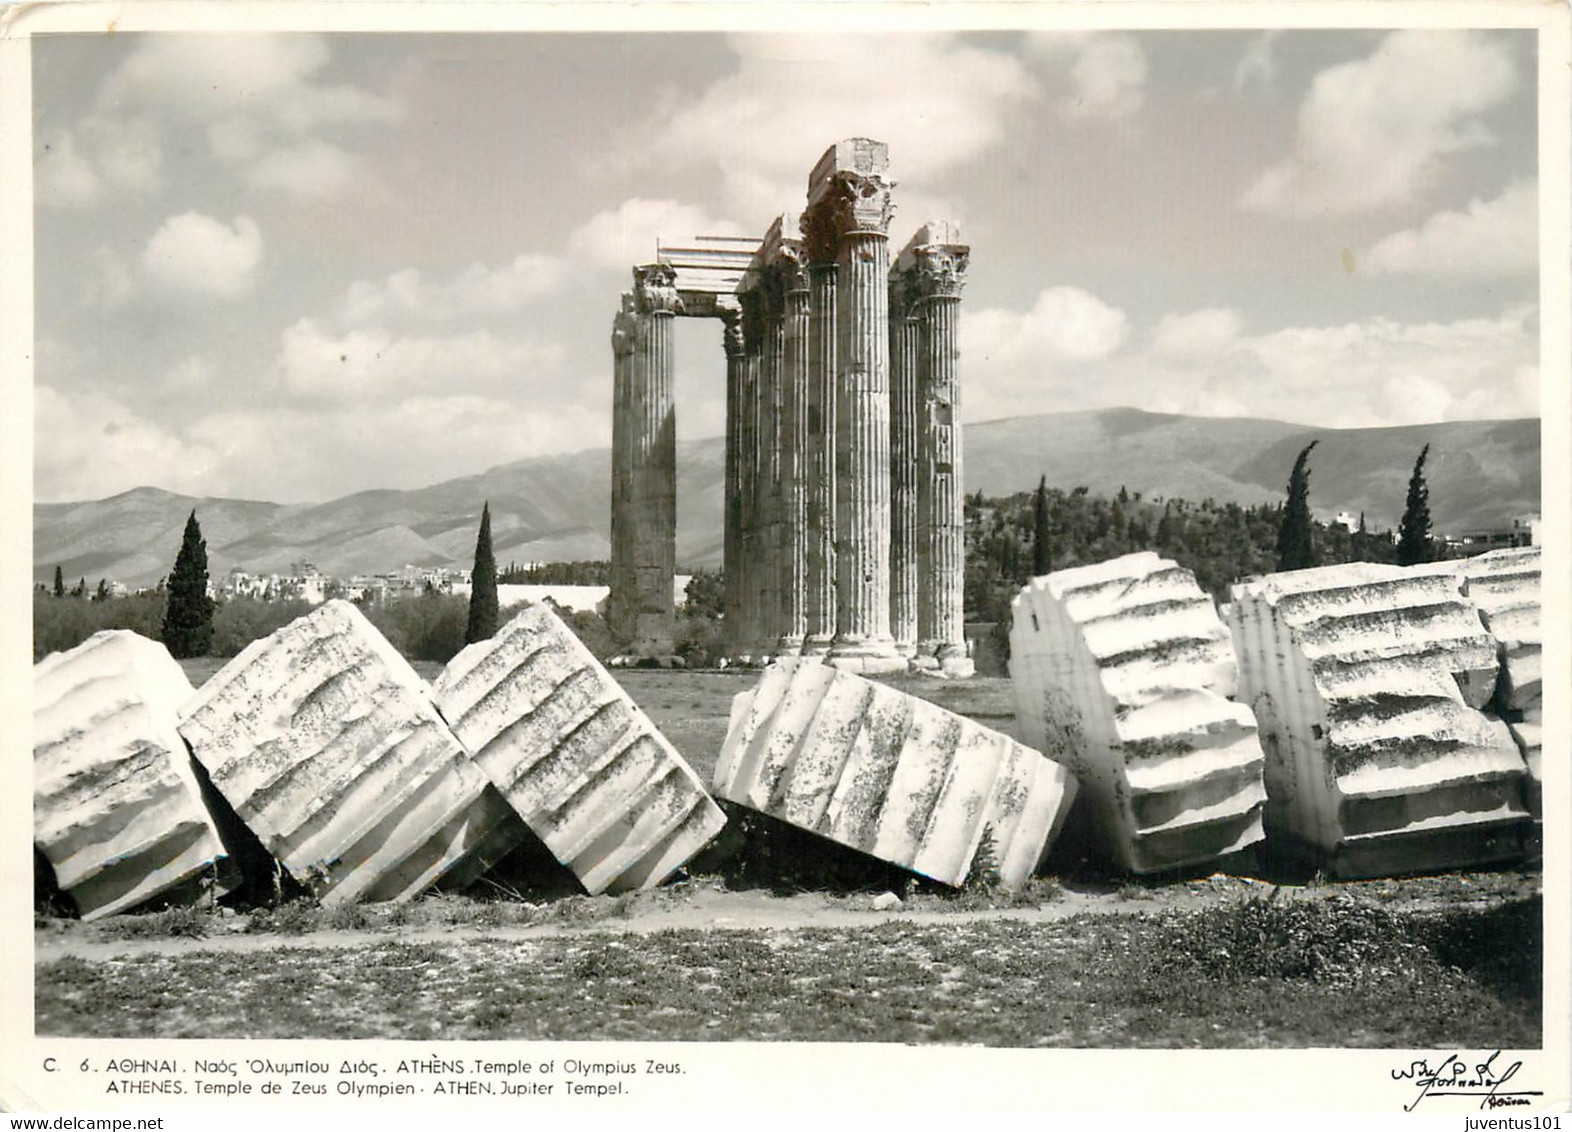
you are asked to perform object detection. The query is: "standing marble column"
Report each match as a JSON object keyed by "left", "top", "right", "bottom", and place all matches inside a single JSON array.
[
  {"left": 801, "top": 239, "right": 837, "bottom": 656},
  {"left": 770, "top": 219, "right": 810, "bottom": 654},
  {"left": 628, "top": 263, "right": 681, "bottom": 658},
  {"left": 755, "top": 282, "right": 784, "bottom": 657},
  {"left": 911, "top": 226, "right": 972, "bottom": 676},
  {"left": 608, "top": 292, "right": 639, "bottom": 646},
  {"left": 887, "top": 267, "right": 920, "bottom": 658},
  {"left": 720, "top": 304, "right": 746, "bottom": 658},
  {"left": 805, "top": 139, "right": 901, "bottom": 671},
  {"left": 736, "top": 289, "right": 764, "bottom": 660}
]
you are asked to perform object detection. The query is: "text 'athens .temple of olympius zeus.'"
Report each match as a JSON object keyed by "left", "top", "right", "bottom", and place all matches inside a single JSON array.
[{"left": 607, "top": 138, "right": 973, "bottom": 677}]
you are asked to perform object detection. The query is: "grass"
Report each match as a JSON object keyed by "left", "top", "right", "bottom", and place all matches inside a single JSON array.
[{"left": 36, "top": 893, "right": 1540, "bottom": 1046}]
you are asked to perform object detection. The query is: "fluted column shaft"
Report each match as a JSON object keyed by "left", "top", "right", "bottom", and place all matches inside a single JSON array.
[
  {"left": 628, "top": 263, "right": 681, "bottom": 658},
  {"left": 757, "top": 304, "right": 784, "bottom": 654},
  {"left": 831, "top": 226, "right": 894, "bottom": 654},
  {"left": 803, "top": 263, "right": 837, "bottom": 654},
  {"left": 923, "top": 292, "right": 965, "bottom": 661},
  {"left": 888, "top": 276, "right": 920, "bottom": 657},
  {"left": 721, "top": 309, "right": 746, "bottom": 656},
  {"left": 609, "top": 295, "right": 638, "bottom": 645},
  {"left": 778, "top": 280, "right": 810, "bottom": 651}
]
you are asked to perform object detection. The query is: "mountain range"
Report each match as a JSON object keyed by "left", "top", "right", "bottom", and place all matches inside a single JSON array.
[{"left": 34, "top": 408, "right": 1540, "bottom": 589}]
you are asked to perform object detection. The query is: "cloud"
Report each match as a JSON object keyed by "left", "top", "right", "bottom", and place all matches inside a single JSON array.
[
  {"left": 178, "top": 394, "right": 608, "bottom": 503},
  {"left": 137, "top": 213, "right": 264, "bottom": 301},
  {"left": 61, "top": 34, "right": 400, "bottom": 206},
  {"left": 1362, "top": 179, "right": 1537, "bottom": 276},
  {"left": 1150, "top": 308, "right": 1244, "bottom": 362},
  {"left": 273, "top": 318, "right": 565, "bottom": 405},
  {"left": 34, "top": 384, "right": 222, "bottom": 502},
  {"left": 341, "top": 255, "right": 565, "bottom": 326},
  {"left": 641, "top": 34, "right": 1040, "bottom": 219},
  {"left": 1029, "top": 33, "right": 1147, "bottom": 121},
  {"left": 1241, "top": 31, "right": 1517, "bottom": 216},
  {"left": 1233, "top": 31, "right": 1281, "bottom": 91},
  {"left": 961, "top": 284, "right": 1538, "bottom": 428},
  {"left": 37, "top": 117, "right": 163, "bottom": 208},
  {"left": 566, "top": 199, "right": 746, "bottom": 270}
]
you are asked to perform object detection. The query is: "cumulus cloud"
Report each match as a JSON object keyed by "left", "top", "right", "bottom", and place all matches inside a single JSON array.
[
  {"left": 962, "top": 284, "right": 1538, "bottom": 428},
  {"left": 61, "top": 34, "right": 400, "bottom": 206},
  {"left": 566, "top": 199, "right": 746, "bottom": 270},
  {"left": 640, "top": 34, "right": 1039, "bottom": 219},
  {"left": 1029, "top": 32, "right": 1148, "bottom": 121},
  {"left": 1362, "top": 179, "right": 1537, "bottom": 276},
  {"left": 274, "top": 318, "right": 565, "bottom": 405},
  {"left": 34, "top": 384, "right": 222, "bottom": 502},
  {"left": 341, "top": 255, "right": 565, "bottom": 326},
  {"left": 1241, "top": 31, "right": 1518, "bottom": 216},
  {"left": 138, "top": 213, "right": 263, "bottom": 301},
  {"left": 1150, "top": 308, "right": 1244, "bottom": 362},
  {"left": 37, "top": 117, "right": 163, "bottom": 209},
  {"left": 1233, "top": 31, "right": 1281, "bottom": 92}
]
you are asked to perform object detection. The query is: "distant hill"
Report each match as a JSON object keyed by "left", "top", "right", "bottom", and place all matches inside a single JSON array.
[{"left": 33, "top": 409, "right": 1540, "bottom": 588}]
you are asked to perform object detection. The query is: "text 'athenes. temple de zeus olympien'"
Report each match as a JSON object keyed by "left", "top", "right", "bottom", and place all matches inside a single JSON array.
[{"left": 608, "top": 139, "right": 973, "bottom": 677}]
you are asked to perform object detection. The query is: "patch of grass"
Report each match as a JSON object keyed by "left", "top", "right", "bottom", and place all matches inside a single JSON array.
[
  {"left": 39, "top": 897, "right": 1540, "bottom": 1047},
  {"left": 93, "top": 905, "right": 212, "bottom": 941},
  {"left": 243, "top": 898, "right": 320, "bottom": 936}
]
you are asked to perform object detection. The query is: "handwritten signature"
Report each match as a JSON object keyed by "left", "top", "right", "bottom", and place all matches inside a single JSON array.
[{"left": 1392, "top": 1051, "right": 1543, "bottom": 1111}]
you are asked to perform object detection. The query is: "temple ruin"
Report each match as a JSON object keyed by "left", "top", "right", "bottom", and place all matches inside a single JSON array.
[{"left": 607, "top": 139, "right": 972, "bottom": 675}]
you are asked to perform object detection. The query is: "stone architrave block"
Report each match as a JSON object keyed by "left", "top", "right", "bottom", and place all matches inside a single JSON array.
[
  {"left": 178, "top": 600, "right": 525, "bottom": 905},
  {"left": 713, "top": 656, "right": 1077, "bottom": 889},
  {"left": 34, "top": 631, "right": 227, "bottom": 920},
  {"left": 1227, "top": 563, "right": 1529, "bottom": 878},
  {"left": 433, "top": 603, "right": 726, "bottom": 894},
  {"left": 1009, "top": 553, "right": 1267, "bottom": 875}
]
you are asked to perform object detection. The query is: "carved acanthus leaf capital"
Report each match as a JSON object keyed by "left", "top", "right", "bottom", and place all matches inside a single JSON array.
[
  {"left": 888, "top": 269, "right": 921, "bottom": 320},
  {"left": 770, "top": 240, "right": 810, "bottom": 295},
  {"left": 633, "top": 263, "right": 683, "bottom": 315},
  {"left": 719, "top": 308, "right": 745, "bottom": 359},
  {"left": 611, "top": 291, "right": 639, "bottom": 356},
  {"left": 912, "top": 244, "right": 970, "bottom": 301},
  {"left": 830, "top": 170, "right": 895, "bottom": 237}
]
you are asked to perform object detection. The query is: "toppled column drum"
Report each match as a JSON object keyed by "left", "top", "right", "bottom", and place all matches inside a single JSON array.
[
  {"left": 178, "top": 600, "right": 525, "bottom": 904},
  {"left": 713, "top": 656, "right": 1076, "bottom": 889},
  {"left": 1010, "top": 553, "right": 1266, "bottom": 874},
  {"left": 433, "top": 603, "right": 726, "bottom": 894},
  {"left": 1227, "top": 563, "right": 1529, "bottom": 878},
  {"left": 34, "top": 631, "right": 227, "bottom": 919},
  {"left": 1454, "top": 549, "right": 1543, "bottom": 821}
]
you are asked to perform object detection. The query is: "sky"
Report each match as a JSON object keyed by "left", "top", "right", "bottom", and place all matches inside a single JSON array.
[{"left": 31, "top": 24, "right": 1541, "bottom": 504}]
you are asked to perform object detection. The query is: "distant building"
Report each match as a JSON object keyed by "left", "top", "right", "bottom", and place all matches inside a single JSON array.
[
  {"left": 1443, "top": 513, "right": 1538, "bottom": 557},
  {"left": 1333, "top": 511, "right": 1360, "bottom": 533}
]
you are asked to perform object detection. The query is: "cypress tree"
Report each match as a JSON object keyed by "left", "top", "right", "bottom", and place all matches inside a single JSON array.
[
  {"left": 465, "top": 501, "right": 499, "bottom": 644},
  {"left": 1276, "top": 440, "right": 1318, "bottom": 572},
  {"left": 1031, "top": 475, "right": 1052, "bottom": 576},
  {"left": 1396, "top": 444, "right": 1437, "bottom": 566},
  {"left": 52, "top": 565, "right": 64, "bottom": 598},
  {"left": 161, "top": 510, "right": 214, "bottom": 658}
]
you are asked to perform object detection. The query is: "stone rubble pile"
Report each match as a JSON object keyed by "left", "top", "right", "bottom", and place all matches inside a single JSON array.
[
  {"left": 713, "top": 656, "right": 1077, "bottom": 889},
  {"left": 1009, "top": 553, "right": 1268, "bottom": 874}
]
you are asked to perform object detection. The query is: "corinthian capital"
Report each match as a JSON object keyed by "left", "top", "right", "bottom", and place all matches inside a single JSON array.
[
  {"left": 913, "top": 243, "right": 969, "bottom": 301},
  {"left": 831, "top": 171, "right": 895, "bottom": 237},
  {"left": 611, "top": 291, "right": 639, "bottom": 357},
  {"left": 633, "top": 263, "right": 683, "bottom": 315}
]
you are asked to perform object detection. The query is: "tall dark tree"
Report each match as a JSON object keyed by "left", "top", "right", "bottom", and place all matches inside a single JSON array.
[
  {"left": 52, "top": 566, "right": 64, "bottom": 598},
  {"left": 161, "top": 510, "right": 214, "bottom": 658},
  {"left": 465, "top": 501, "right": 499, "bottom": 644},
  {"left": 1396, "top": 444, "right": 1437, "bottom": 566},
  {"left": 1276, "top": 440, "right": 1318, "bottom": 572},
  {"left": 1031, "top": 475, "right": 1052, "bottom": 576}
]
